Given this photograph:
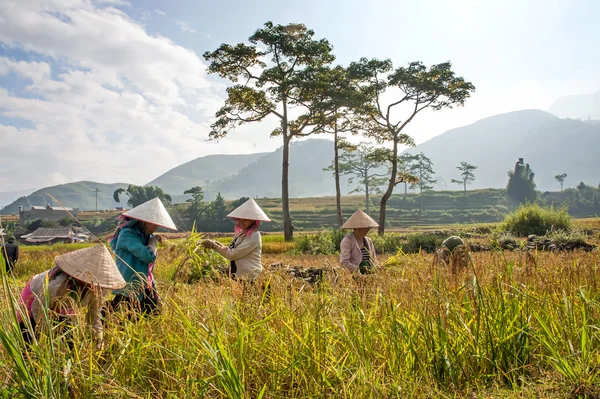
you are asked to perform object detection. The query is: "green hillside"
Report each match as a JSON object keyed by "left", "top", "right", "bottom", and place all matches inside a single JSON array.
[
  {"left": 252, "top": 189, "right": 511, "bottom": 231},
  {"left": 0, "top": 181, "right": 131, "bottom": 214}
]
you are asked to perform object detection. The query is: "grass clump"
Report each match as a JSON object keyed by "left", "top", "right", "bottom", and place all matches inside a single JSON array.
[{"left": 502, "top": 203, "right": 571, "bottom": 236}]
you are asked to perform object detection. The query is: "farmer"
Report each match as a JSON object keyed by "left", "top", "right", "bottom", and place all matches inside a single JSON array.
[
  {"left": 201, "top": 199, "right": 271, "bottom": 281},
  {"left": 2, "top": 235, "right": 19, "bottom": 273},
  {"left": 109, "top": 197, "right": 177, "bottom": 315},
  {"left": 17, "top": 244, "right": 125, "bottom": 348},
  {"left": 339, "top": 209, "right": 379, "bottom": 274},
  {"left": 438, "top": 235, "right": 465, "bottom": 263}
]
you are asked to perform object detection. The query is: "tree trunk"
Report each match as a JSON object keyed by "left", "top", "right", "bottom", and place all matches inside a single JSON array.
[
  {"left": 464, "top": 180, "right": 466, "bottom": 194},
  {"left": 333, "top": 126, "right": 343, "bottom": 227},
  {"left": 281, "top": 102, "right": 293, "bottom": 241},
  {"left": 378, "top": 140, "right": 398, "bottom": 235},
  {"left": 404, "top": 182, "right": 407, "bottom": 197},
  {"left": 365, "top": 164, "right": 370, "bottom": 214}
]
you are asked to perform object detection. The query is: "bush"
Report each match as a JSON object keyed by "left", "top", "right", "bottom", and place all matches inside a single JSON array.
[
  {"left": 501, "top": 203, "right": 571, "bottom": 236},
  {"left": 546, "top": 229, "right": 588, "bottom": 247},
  {"left": 294, "top": 229, "right": 344, "bottom": 255},
  {"left": 405, "top": 233, "right": 442, "bottom": 253},
  {"left": 372, "top": 233, "right": 405, "bottom": 254}
]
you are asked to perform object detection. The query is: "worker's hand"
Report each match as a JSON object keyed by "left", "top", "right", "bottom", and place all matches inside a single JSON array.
[
  {"left": 147, "top": 236, "right": 158, "bottom": 255},
  {"left": 201, "top": 239, "right": 217, "bottom": 250},
  {"left": 154, "top": 234, "right": 165, "bottom": 244}
]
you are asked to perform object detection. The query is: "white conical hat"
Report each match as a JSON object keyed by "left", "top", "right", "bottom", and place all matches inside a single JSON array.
[
  {"left": 122, "top": 197, "right": 177, "bottom": 231},
  {"left": 227, "top": 199, "right": 271, "bottom": 222},
  {"left": 54, "top": 244, "right": 126, "bottom": 289},
  {"left": 341, "top": 209, "right": 379, "bottom": 229}
]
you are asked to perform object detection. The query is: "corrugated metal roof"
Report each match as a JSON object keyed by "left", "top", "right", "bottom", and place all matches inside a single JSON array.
[
  {"left": 26, "top": 227, "right": 74, "bottom": 239},
  {"left": 31, "top": 206, "right": 46, "bottom": 210}
]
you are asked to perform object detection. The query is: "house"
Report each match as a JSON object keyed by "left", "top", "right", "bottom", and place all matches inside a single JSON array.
[
  {"left": 19, "top": 204, "right": 79, "bottom": 226},
  {"left": 20, "top": 226, "right": 90, "bottom": 244}
]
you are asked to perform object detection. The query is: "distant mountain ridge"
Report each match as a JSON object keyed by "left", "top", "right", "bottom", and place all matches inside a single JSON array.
[
  {"left": 404, "top": 109, "right": 600, "bottom": 191},
  {"left": 548, "top": 91, "right": 600, "bottom": 120},
  {"left": 3, "top": 109, "right": 600, "bottom": 214},
  {"left": 146, "top": 152, "right": 268, "bottom": 195},
  {"left": 1, "top": 181, "right": 130, "bottom": 215}
]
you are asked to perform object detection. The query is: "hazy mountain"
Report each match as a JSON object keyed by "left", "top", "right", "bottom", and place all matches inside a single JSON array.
[
  {"left": 207, "top": 139, "right": 353, "bottom": 199},
  {"left": 548, "top": 91, "right": 600, "bottom": 120},
  {"left": 147, "top": 153, "right": 268, "bottom": 195},
  {"left": 0, "top": 181, "right": 130, "bottom": 214},
  {"left": 404, "top": 109, "right": 600, "bottom": 191},
  {"left": 0, "top": 188, "right": 37, "bottom": 209}
]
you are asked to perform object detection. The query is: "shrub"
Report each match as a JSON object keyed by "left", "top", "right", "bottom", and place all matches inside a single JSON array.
[
  {"left": 405, "top": 233, "right": 442, "bottom": 253},
  {"left": 501, "top": 203, "right": 571, "bottom": 236},
  {"left": 372, "top": 233, "right": 405, "bottom": 254},
  {"left": 546, "top": 229, "right": 588, "bottom": 247},
  {"left": 294, "top": 229, "right": 344, "bottom": 255}
]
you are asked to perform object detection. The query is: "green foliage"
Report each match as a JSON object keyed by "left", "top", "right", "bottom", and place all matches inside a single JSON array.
[
  {"left": 113, "top": 184, "right": 172, "bottom": 208},
  {"left": 406, "top": 233, "right": 442, "bottom": 252},
  {"left": 546, "top": 229, "right": 588, "bottom": 247},
  {"left": 294, "top": 229, "right": 345, "bottom": 255},
  {"left": 451, "top": 161, "right": 477, "bottom": 193},
  {"left": 502, "top": 203, "right": 571, "bottom": 236},
  {"left": 204, "top": 21, "right": 336, "bottom": 240},
  {"left": 554, "top": 173, "right": 567, "bottom": 190},
  {"left": 347, "top": 57, "right": 475, "bottom": 234},
  {"left": 506, "top": 158, "right": 537, "bottom": 204},
  {"left": 327, "top": 144, "right": 388, "bottom": 213},
  {"left": 171, "top": 230, "right": 228, "bottom": 284}
]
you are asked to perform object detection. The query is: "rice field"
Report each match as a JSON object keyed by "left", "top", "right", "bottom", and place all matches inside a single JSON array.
[{"left": 1, "top": 233, "right": 600, "bottom": 398}]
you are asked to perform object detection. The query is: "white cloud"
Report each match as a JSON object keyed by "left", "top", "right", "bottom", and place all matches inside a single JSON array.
[
  {"left": 0, "top": 0, "right": 258, "bottom": 194},
  {"left": 155, "top": 9, "right": 166, "bottom": 16},
  {"left": 176, "top": 21, "right": 199, "bottom": 34}
]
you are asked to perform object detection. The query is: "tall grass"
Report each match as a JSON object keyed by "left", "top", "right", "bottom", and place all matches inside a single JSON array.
[{"left": 1, "top": 244, "right": 599, "bottom": 397}]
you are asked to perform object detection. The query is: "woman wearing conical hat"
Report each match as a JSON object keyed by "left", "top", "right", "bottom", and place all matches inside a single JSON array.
[
  {"left": 17, "top": 244, "right": 125, "bottom": 348},
  {"left": 109, "top": 197, "right": 177, "bottom": 315},
  {"left": 201, "top": 199, "right": 271, "bottom": 280},
  {"left": 339, "top": 210, "right": 379, "bottom": 274}
]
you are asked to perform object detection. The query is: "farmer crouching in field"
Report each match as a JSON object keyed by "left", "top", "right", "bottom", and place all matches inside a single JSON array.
[
  {"left": 201, "top": 199, "right": 271, "bottom": 281},
  {"left": 340, "top": 210, "right": 379, "bottom": 274},
  {"left": 109, "top": 198, "right": 177, "bottom": 316},
  {"left": 437, "top": 236, "right": 465, "bottom": 264},
  {"left": 17, "top": 244, "right": 125, "bottom": 349}
]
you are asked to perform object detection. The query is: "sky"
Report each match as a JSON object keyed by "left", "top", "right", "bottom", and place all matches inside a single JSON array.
[{"left": 0, "top": 0, "right": 599, "bottom": 192}]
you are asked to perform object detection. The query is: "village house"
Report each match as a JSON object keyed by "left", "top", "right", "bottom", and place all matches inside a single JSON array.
[
  {"left": 19, "top": 204, "right": 79, "bottom": 226},
  {"left": 20, "top": 226, "right": 90, "bottom": 244}
]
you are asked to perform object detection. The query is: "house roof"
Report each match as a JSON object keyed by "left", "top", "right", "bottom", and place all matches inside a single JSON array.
[
  {"left": 21, "top": 226, "right": 88, "bottom": 243},
  {"left": 27, "top": 206, "right": 74, "bottom": 211}
]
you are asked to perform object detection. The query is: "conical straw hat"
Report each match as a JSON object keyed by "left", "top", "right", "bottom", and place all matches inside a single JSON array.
[
  {"left": 122, "top": 197, "right": 177, "bottom": 231},
  {"left": 54, "top": 244, "right": 126, "bottom": 289},
  {"left": 341, "top": 209, "right": 379, "bottom": 229},
  {"left": 227, "top": 199, "right": 271, "bottom": 222}
]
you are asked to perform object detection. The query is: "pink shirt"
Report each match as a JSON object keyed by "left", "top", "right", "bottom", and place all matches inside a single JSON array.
[{"left": 339, "top": 233, "right": 378, "bottom": 272}]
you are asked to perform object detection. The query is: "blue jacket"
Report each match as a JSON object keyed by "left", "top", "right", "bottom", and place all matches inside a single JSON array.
[{"left": 111, "top": 221, "right": 156, "bottom": 300}]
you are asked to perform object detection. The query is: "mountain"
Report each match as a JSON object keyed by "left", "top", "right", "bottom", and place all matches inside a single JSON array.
[
  {"left": 147, "top": 153, "right": 268, "bottom": 195},
  {"left": 0, "top": 188, "right": 37, "bottom": 209},
  {"left": 0, "top": 181, "right": 130, "bottom": 214},
  {"left": 207, "top": 139, "right": 353, "bottom": 199},
  {"left": 548, "top": 91, "right": 600, "bottom": 120},
  {"left": 404, "top": 109, "right": 600, "bottom": 191}
]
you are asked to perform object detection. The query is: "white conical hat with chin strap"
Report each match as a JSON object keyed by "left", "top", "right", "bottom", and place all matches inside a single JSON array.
[
  {"left": 341, "top": 209, "right": 379, "bottom": 229},
  {"left": 122, "top": 197, "right": 177, "bottom": 230},
  {"left": 227, "top": 199, "right": 271, "bottom": 222},
  {"left": 54, "top": 244, "right": 126, "bottom": 289}
]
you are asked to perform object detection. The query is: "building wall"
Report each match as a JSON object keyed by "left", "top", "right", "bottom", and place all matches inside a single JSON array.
[{"left": 19, "top": 209, "right": 78, "bottom": 225}]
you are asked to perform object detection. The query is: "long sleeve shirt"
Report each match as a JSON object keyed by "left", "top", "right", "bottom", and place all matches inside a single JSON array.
[{"left": 25, "top": 269, "right": 108, "bottom": 344}]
